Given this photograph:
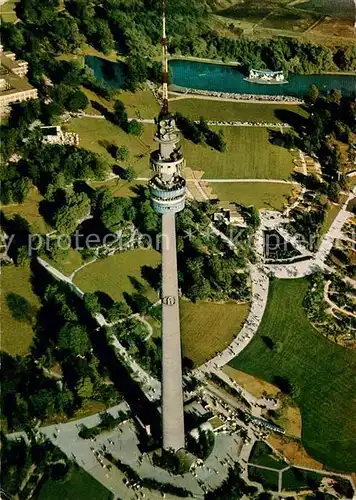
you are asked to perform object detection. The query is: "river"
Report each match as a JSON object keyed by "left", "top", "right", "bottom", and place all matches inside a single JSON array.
[{"left": 85, "top": 56, "right": 356, "bottom": 98}]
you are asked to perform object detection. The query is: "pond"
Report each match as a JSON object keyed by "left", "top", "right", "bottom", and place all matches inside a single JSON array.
[{"left": 85, "top": 55, "right": 356, "bottom": 97}]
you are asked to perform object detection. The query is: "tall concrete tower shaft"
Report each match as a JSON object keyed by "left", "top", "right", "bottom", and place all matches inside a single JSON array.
[{"left": 148, "top": 0, "right": 186, "bottom": 453}]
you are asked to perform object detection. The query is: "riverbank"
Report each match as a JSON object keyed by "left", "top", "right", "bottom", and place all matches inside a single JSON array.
[
  {"left": 168, "top": 54, "right": 240, "bottom": 67},
  {"left": 169, "top": 86, "right": 304, "bottom": 104}
]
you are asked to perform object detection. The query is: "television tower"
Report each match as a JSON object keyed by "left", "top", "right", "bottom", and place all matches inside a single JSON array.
[{"left": 149, "top": 0, "right": 186, "bottom": 452}]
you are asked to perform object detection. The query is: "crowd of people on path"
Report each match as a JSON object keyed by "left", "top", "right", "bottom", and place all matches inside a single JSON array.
[
  {"left": 202, "top": 120, "right": 291, "bottom": 127},
  {"left": 175, "top": 87, "right": 304, "bottom": 103}
]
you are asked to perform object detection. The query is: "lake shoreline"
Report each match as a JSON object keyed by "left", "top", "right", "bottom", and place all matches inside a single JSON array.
[{"left": 169, "top": 86, "right": 303, "bottom": 104}]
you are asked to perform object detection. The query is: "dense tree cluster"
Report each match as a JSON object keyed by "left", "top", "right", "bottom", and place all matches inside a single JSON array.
[
  {"left": 205, "top": 465, "right": 258, "bottom": 499},
  {"left": 176, "top": 113, "right": 226, "bottom": 152},
  {"left": 1, "top": 0, "right": 355, "bottom": 108},
  {"left": 0, "top": 100, "right": 108, "bottom": 205},
  {"left": 281, "top": 90, "right": 355, "bottom": 204},
  {"left": 288, "top": 198, "right": 327, "bottom": 251},
  {"left": 175, "top": 201, "right": 250, "bottom": 302},
  {"left": 111, "top": 317, "right": 161, "bottom": 377},
  {"left": 187, "top": 428, "right": 215, "bottom": 460},
  {"left": 0, "top": 434, "right": 71, "bottom": 497},
  {"left": 1, "top": 276, "right": 123, "bottom": 431}
]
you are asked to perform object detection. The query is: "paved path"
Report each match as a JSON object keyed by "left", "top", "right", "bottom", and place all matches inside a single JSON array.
[
  {"left": 137, "top": 177, "right": 299, "bottom": 184},
  {"left": 264, "top": 191, "right": 355, "bottom": 279},
  {"left": 10, "top": 413, "right": 245, "bottom": 499}
]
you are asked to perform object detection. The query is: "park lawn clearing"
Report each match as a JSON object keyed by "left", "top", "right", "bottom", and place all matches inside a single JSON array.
[
  {"left": 43, "top": 248, "right": 84, "bottom": 278},
  {"left": 180, "top": 299, "right": 249, "bottom": 367},
  {"left": 222, "top": 366, "right": 280, "bottom": 398},
  {"left": 1, "top": 187, "right": 51, "bottom": 234},
  {"left": 281, "top": 467, "right": 325, "bottom": 492},
  {"left": 0, "top": 265, "right": 39, "bottom": 356},
  {"left": 273, "top": 405, "right": 302, "bottom": 439},
  {"left": 250, "top": 441, "right": 288, "bottom": 470},
  {"left": 267, "top": 435, "right": 324, "bottom": 470},
  {"left": 66, "top": 118, "right": 154, "bottom": 177},
  {"left": 73, "top": 248, "right": 160, "bottom": 303},
  {"left": 319, "top": 195, "right": 347, "bottom": 237},
  {"left": 83, "top": 84, "right": 159, "bottom": 119},
  {"left": 229, "top": 278, "right": 356, "bottom": 472},
  {"left": 206, "top": 181, "right": 297, "bottom": 211},
  {"left": 248, "top": 465, "right": 279, "bottom": 491},
  {"left": 118, "top": 86, "right": 160, "bottom": 119},
  {"left": 182, "top": 127, "right": 295, "bottom": 179},
  {"left": 88, "top": 179, "right": 146, "bottom": 198},
  {"left": 169, "top": 98, "right": 308, "bottom": 123},
  {"left": 34, "top": 466, "right": 112, "bottom": 500}
]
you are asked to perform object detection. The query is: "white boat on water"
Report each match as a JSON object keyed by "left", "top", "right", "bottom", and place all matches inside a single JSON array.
[{"left": 244, "top": 69, "right": 288, "bottom": 85}]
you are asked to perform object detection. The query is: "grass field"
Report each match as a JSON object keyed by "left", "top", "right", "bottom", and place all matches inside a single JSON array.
[
  {"left": 250, "top": 441, "right": 288, "bottom": 470},
  {"left": 207, "top": 181, "right": 296, "bottom": 210},
  {"left": 282, "top": 467, "right": 324, "bottom": 491},
  {"left": 293, "top": 0, "right": 355, "bottom": 17},
  {"left": 248, "top": 465, "right": 280, "bottom": 490},
  {"left": 260, "top": 10, "right": 319, "bottom": 32},
  {"left": 230, "top": 278, "right": 356, "bottom": 472},
  {"left": 66, "top": 118, "right": 153, "bottom": 177},
  {"left": 183, "top": 127, "right": 295, "bottom": 179},
  {"left": 1, "top": 187, "right": 50, "bottom": 234},
  {"left": 180, "top": 300, "right": 249, "bottom": 367},
  {"left": 34, "top": 467, "right": 112, "bottom": 500},
  {"left": 88, "top": 179, "right": 146, "bottom": 197},
  {"left": 73, "top": 249, "right": 160, "bottom": 302},
  {"left": 169, "top": 99, "right": 308, "bottom": 123},
  {"left": 267, "top": 434, "right": 324, "bottom": 469},
  {"left": 83, "top": 85, "right": 159, "bottom": 119},
  {"left": 68, "top": 119, "right": 294, "bottom": 180},
  {"left": 44, "top": 248, "right": 84, "bottom": 277},
  {"left": 213, "top": 0, "right": 355, "bottom": 43},
  {"left": 222, "top": 365, "right": 280, "bottom": 397},
  {"left": 0, "top": 265, "right": 39, "bottom": 356}
]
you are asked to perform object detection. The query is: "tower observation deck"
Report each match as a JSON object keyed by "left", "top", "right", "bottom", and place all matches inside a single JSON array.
[
  {"left": 148, "top": 0, "right": 186, "bottom": 453},
  {"left": 149, "top": 116, "right": 186, "bottom": 214}
]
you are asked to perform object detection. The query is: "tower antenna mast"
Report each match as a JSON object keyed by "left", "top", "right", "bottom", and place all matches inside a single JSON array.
[{"left": 161, "top": 0, "right": 169, "bottom": 115}]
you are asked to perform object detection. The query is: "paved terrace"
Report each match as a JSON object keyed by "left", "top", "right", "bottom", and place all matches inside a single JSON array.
[{"left": 161, "top": 213, "right": 185, "bottom": 452}]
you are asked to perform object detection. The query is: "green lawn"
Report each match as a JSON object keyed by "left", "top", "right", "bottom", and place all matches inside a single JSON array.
[
  {"left": 180, "top": 299, "right": 249, "bottom": 367},
  {"left": 2, "top": 187, "right": 51, "bottom": 234},
  {"left": 73, "top": 249, "right": 160, "bottom": 302},
  {"left": 0, "top": 265, "right": 39, "bottom": 356},
  {"left": 34, "top": 467, "right": 112, "bottom": 500},
  {"left": 169, "top": 98, "right": 308, "bottom": 123},
  {"left": 88, "top": 179, "right": 146, "bottom": 197},
  {"left": 83, "top": 85, "right": 159, "bottom": 119},
  {"left": 43, "top": 248, "right": 84, "bottom": 277},
  {"left": 249, "top": 441, "right": 288, "bottom": 470},
  {"left": 230, "top": 278, "right": 356, "bottom": 472},
  {"left": 67, "top": 119, "right": 294, "bottom": 181},
  {"left": 281, "top": 467, "right": 324, "bottom": 491},
  {"left": 66, "top": 118, "right": 154, "bottom": 177},
  {"left": 182, "top": 127, "right": 295, "bottom": 179},
  {"left": 208, "top": 181, "right": 296, "bottom": 211},
  {"left": 248, "top": 465, "right": 280, "bottom": 490}
]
